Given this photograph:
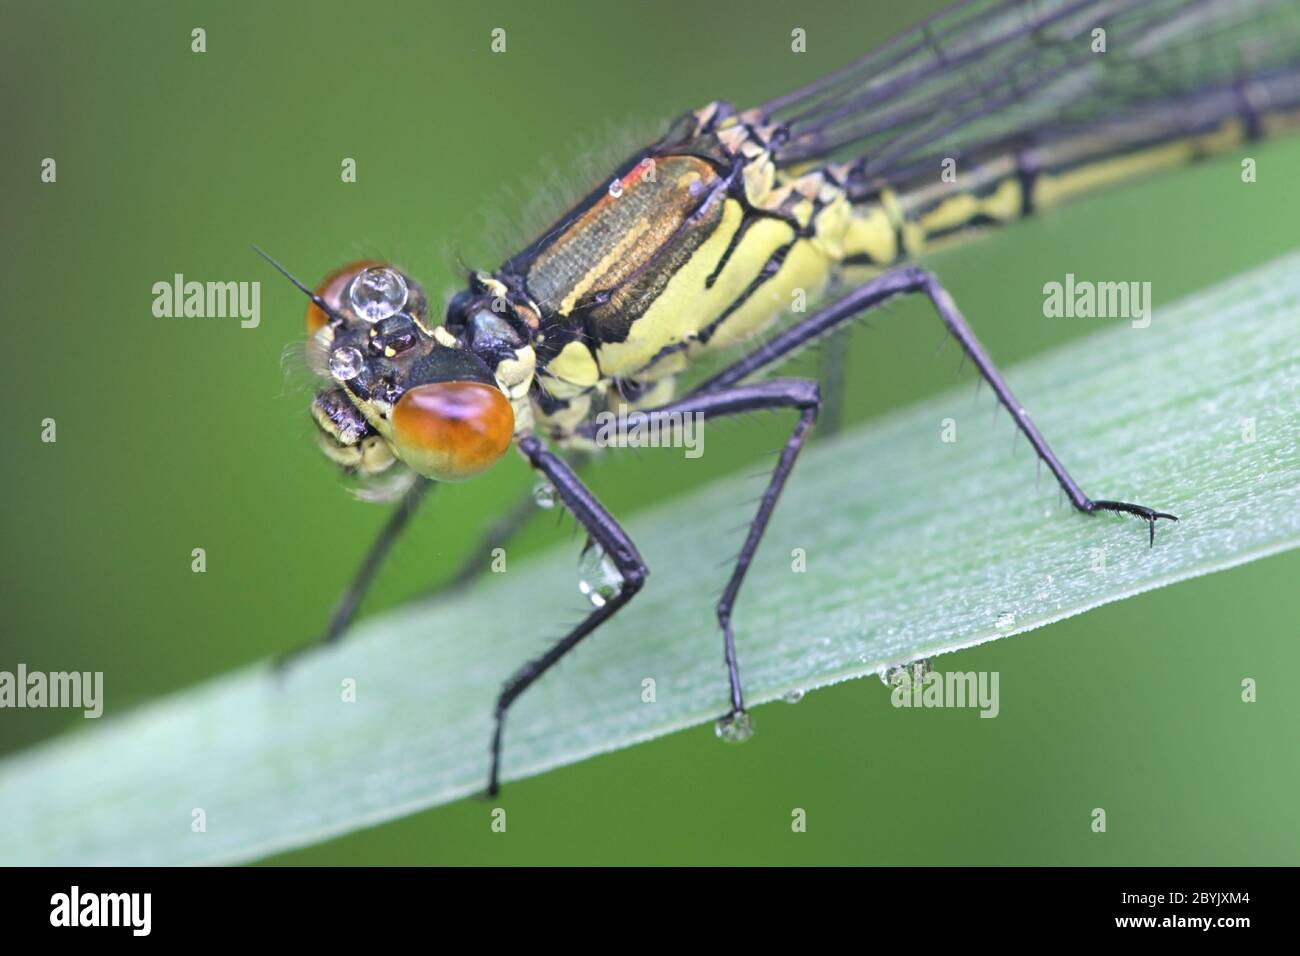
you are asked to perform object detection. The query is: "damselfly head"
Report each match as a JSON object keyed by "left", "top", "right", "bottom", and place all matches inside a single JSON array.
[
  {"left": 322, "top": 270, "right": 515, "bottom": 483},
  {"left": 256, "top": 249, "right": 517, "bottom": 485}
]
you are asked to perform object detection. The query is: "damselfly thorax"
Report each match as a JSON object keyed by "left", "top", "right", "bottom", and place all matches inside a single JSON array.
[{"left": 485, "top": 102, "right": 858, "bottom": 442}]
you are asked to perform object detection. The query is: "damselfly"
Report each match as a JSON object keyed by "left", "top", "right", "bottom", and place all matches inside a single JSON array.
[{"left": 258, "top": 0, "right": 1300, "bottom": 794}]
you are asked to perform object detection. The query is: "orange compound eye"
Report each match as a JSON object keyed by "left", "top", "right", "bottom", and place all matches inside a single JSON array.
[
  {"left": 306, "top": 260, "right": 385, "bottom": 333},
  {"left": 391, "top": 381, "right": 515, "bottom": 482}
]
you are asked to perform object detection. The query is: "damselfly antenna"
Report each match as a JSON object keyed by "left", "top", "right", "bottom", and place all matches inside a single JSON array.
[{"left": 251, "top": 245, "right": 350, "bottom": 325}]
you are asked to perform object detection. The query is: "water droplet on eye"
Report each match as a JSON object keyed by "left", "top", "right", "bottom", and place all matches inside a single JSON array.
[
  {"left": 328, "top": 346, "right": 364, "bottom": 381},
  {"left": 995, "top": 611, "right": 1016, "bottom": 630},
  {"left": 532, "top": 481, "right": 557, "bottom": 509},
  {"left": 782, "top": 689, "right": 805, "bottom": 704},
  {"left": 348, "top": 267, "right": 408, "bottom": 322},
  {"left": 714, "top": 711, "right": 754, "bottom": 742},
  {"left": 577, "top": 544, "right": 622, "bottom": 608}
]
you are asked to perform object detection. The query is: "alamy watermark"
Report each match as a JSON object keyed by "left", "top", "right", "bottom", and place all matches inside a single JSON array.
[
  {"left": 50, "top": 886, "right": 150, "bottom": 936},
  {"left": 888, "top": 666, "right": 1000, "bottom": 718},
  {"left": 0, "top": 664, "right": 103, "bottom": 718},
  {"left": 1042, "top": 273, "right": 1151, "bottom": 329},
  {"left": 591, "top": 408, "right": 705, "bottom": 459},
  {"left": 152, "top": 274, "right": 260, "bottom": 328}
]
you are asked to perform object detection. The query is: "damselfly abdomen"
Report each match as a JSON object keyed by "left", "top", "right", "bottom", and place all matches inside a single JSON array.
[{"left": 259, "top": 0, "right": 1300, "bottom": 794}]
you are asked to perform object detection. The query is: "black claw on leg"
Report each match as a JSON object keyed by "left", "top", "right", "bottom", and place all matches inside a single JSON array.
[{"left": 1087, "top": 500, "right": 1179, "bottom": 547}]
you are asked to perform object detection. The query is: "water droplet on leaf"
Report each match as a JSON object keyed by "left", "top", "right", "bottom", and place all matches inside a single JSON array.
[
  {"left": 715, "top": 711, "right": 753, "bottom": 742},
  {"left": 881, "top": 659, "right": 932, "bottom": 688}
]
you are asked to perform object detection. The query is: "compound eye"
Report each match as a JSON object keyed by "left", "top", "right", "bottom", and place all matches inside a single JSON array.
[
  {"left": 391, "top": 382, "right": 514, "bottom": 482},
  {"left": 307, "top": 260, "right": 384, "bottom": 333}
]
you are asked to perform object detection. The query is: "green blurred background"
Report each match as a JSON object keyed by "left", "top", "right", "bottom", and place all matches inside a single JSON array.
[{"left": 3, "top": 0, "right": 1297, "bottom": 865}]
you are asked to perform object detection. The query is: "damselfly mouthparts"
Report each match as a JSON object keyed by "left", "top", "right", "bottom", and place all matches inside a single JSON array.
[{"left": 259, "top": 0, "right": 1300, "bottom": 794}]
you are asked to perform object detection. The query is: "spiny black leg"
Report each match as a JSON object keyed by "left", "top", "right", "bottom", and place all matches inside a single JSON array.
[
  {"left": 275, "top": 477, "right": 432, "bottom": 670},
  {"left": 690, "top": 266, "right": 1178, "bottom": 544},
  {"left": 577, "top": 379, "right": 820, "bottom": 728},
  {"left": 489, "top": 435, "right": 647, "bottom": 796},
  {"left": 708, "top": 384, "right": 819, "bottom": 720}
]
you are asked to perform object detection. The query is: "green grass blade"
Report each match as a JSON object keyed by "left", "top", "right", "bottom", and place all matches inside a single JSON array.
[{"left": 2, "top": 252, "right": 1298, "bottom": 865}]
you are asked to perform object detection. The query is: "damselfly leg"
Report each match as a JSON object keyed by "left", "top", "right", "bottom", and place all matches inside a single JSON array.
[
  {"left": 489, "top": 381, "right": 820, "bottom": 789},
  {"left": 490, "top": 435, "right": 648, "bottom": 795},
  {"left": 576, "top": 380, "right": 821, "bottom": 733},
  {"left": 692, "top": 266, "right": 1179, "bottom": 544}
]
